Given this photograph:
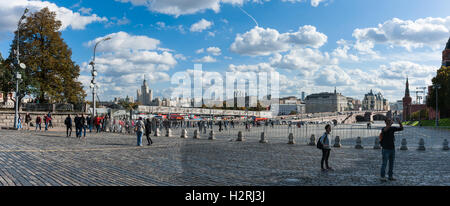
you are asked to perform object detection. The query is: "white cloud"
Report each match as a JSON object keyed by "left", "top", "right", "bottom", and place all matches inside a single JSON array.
[
  {"left": 281, "top": 0, "right": 326, "bottom": 7},
  {"left": 270, "top": 48, "right": 338, "bottom": 77},
  {"left": 206, "top": 47, "right": 221, "bottom": 56},
  {"left": 314, "top": 65, "right": 357, "bottom": 87},
  {"left": 195, "top": 48, "right": 204, "bottom": 54},
  {"left": 353, "top": 16, "right": 450, "bottom": 51},
  {"left": 116, "top": 0, "right": 245, "bottom": 17},
  {"left": 193, "top": 55, "right": 217, "bottom": 63},
  {"left": 0, "top": 0, "right": 107, "bottom": 32},
  {"left": 378, "top": 61, "right": 437, "bottom": 80},
  {"left": 230, "top": 25, "right": 327, "bottom": 56},
  {"left": 228, "top": 62, "right": 276, "bottom": 73},
  {"left": 86, "top": 31, "right": 160, "bottom": 52},
  {"left": 190, "top": 19, "right": 213, "bottom": 32},
  {"left": 78, "top": 7, "right": 92, "bottom": 15},
  {"left": 331, "top": 39, "right": 359, "bottom": 61}
]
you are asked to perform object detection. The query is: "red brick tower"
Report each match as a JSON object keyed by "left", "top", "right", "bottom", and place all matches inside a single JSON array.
[
  {"left": 402, "top": 77, "right": 412, "bottom": 121},
  {"left": 443, "top": 37, "right": 450, "bottom": 66}
]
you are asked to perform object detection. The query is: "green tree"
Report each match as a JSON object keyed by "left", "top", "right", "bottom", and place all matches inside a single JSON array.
[
  {"left": 427, "top": 66, "right": 450, "bottom": 118},
  {"left": 4, "top": 7, "right": 85, "bottom": 105}
]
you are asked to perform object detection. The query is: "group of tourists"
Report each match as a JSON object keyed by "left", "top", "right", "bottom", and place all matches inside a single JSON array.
[
  {"left": 317, "top": 117, "right": 403, "bottom": 182},
  {"left": 16, "top": 112, "right": 53, "bottom": 131}
]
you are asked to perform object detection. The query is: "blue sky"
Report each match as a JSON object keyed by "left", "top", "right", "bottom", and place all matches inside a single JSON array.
[{"left": 1, "top": 0, "right": 449, "bottom": 103}]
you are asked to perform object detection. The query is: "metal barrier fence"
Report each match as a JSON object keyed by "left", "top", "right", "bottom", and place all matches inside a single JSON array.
[{"left": 95, "top": 120, "right": 450, "bottom": 150}]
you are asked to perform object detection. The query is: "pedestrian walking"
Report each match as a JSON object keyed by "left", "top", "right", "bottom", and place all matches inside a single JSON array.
[
  {"left": 80, "top": 114, "right": 86, "bottom": 138},
  {"left": 47, "top": 112, "right": 53, "bottom": 128},
  {"left": 17, "top": 115, "right": 22, "bottom": 130},
  {"left": 86, "top": 115, "right": 92, "bottom": 133},
  {"left": 135, "top": 117, "right": 145, "bottom": 146},
  {"left": 74, "top": 114, "right": 81, "bottom": 138},
  {"left": 64, "top": 114, "right": 73, "bottom": 137},
  {"left": 145, "top": 118, "right": 153, "bottom": 145},
  {"left": 44, "top": 115, "right": 49, "bottom": 131},
  {"left": 35, "top": 116, "right": 42, "bottom": 131},
  {"left": 318, "top": 124, "right": 333, "bottom": 172},
  {"left": 379, "top": 117, "right": 403, "bottom": 182},
  {"left": 25, "top": 113, "right": 32, "bottom": 130}
]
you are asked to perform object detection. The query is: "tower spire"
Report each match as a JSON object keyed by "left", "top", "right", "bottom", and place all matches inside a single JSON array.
[{"left": 405, "top": 77, "right": 410, "bottom": 97}]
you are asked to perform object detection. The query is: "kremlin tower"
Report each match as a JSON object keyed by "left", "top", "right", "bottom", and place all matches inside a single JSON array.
[
  {"left": 402, "top": 77, "right": 412, "bottom": 121},
  {"left": 443, "top": 37, "right": 450, "bottom": 67}
]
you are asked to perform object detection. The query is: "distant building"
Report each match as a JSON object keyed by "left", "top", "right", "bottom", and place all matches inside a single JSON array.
[
  {"left": 301, "top": 92, "right": 306, "bottom": 101},
  {"left": 362, "top": 90, "right": 389, "bottom": 111},
  {"left": 305, "top": 89, "right": 348, "bottom": 113},
  {"left": 136, "top": 79, "right": 153, "bottom": 106},
  {"left": 346, "top": 97, "right": 361, "bottom": 111},
  {"left": 270, "top": 103, "right": 305, "bottom": 116},
  {"left": 279, "top": 96, "right": 302, "bottom": 104}
]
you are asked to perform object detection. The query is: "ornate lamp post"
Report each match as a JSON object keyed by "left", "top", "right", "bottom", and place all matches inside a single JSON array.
[
  {"left": 14, "top": 8, "right": 28, "bottom": 129},
  {"left": 433, "top": 84, "right": 441, "bottom": 127},
  {"left": 89, "top": 37, "right": 111, "bottom": 117}
]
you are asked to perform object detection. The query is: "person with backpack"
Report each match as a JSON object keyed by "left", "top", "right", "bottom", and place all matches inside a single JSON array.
[
  {"left": 65, "top": 114, "right": 73, "bottom": 137},
  {"left": 379, "top": 117, "right": 403, "bottom": 182},
  {"left": 317, "top": 124, "right": 334, "bottom": 172},
  {"left": 135, "top": 117, "right": 145, "bottom": 146}
]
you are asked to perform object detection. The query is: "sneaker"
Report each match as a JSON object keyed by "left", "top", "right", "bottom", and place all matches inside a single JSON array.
[
  {"left": 326, "top": 167, "right": 334, "bottom": 171},
  {"left": 321, "top": 168, "right": 327, "bottom": 172},
  {"left": 388, "top": 177, "right": 396, "bottom": 181},
  {"left": 380, "top": 177, "right": 387, "bottom": 182}
]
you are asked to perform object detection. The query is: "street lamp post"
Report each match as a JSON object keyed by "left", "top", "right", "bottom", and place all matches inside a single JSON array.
[
  {"left": 89, "top": 37, "right": 111, "bottom": 117},
  {"left": 433, "top": 84, "right": 441, "bottom": 127},
  {"left": 14, "top": 8, "right": 28, "bottom": 129}
]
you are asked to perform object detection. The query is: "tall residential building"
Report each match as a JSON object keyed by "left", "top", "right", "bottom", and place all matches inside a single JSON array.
[{"left": 136, "top": 79, "right": 153, "bottom": 105}]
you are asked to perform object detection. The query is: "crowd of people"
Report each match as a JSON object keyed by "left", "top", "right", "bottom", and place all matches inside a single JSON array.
[{"left": 15, "top": 112, "right": 406, "bottom": 182}]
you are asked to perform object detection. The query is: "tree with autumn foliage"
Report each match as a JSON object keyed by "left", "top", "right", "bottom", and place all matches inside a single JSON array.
[
  {"left": 427, "top": 66, "right": 450, "bottom": 118},
  {"left": 1, "top": 7, "right": 85, "bottom": 106}
]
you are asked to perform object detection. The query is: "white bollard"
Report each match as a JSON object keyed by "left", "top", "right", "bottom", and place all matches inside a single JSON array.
[
  {"left": 443, "top": 139, "right": 449, "bottom": 150},
  {"left": 355, "top": 136, "right": 364, "bottom": 149},
  {"left": 154, "top": 128, "right": 160, "bottom": 137},
  {"left": 288, "top": 133, "right": 295, "bottom": 144},
  {"left": 400, "top": 138, "right": 408, "bottom": 150},
  {"left": 181, "top": 129, "right": 188, "bottom": 138},
  {"left": 373, "top": 137, "right": 381, "bottom": 149},
  {"left": 166, "top": 128, "right": 172, "bottom": 137},
  {"left": 193, "top": 129, "right": 199, "bottom": 139},
  {"left": 236, "top": 131, "right": 244, "bottom": 141},
  {"left": 333, "top": 136, "right": 341, "bottom": 148},
  {"left": 418, "top": 138, "right": 425, "bottom": 151},
  {"left": 209, "top": 130, "right": 215, "bottom": 140},
  {"left": 259, "top": 132, "right": 267, "bottom": 143},
  {"left": 308, "top": 134, "right": 316, "bottom": 146}
]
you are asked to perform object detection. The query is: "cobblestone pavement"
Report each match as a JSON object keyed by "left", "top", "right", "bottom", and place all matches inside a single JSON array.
[{"left": 0, "top": 128, "right": 449, "bottom": 186}]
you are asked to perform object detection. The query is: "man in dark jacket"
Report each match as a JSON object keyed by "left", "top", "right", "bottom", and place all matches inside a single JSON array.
[
  {"left": 380, "top": 117, "right": 403, "bottom": 182},
  {"left": 80, "top": 114, "right": 86, "bottom": 138},
  {"left": 74, "top": 114, "right": 82, "bottom": 138},
  {"left": 64, "top": 115, "right": 73, "bottom": 137},
  {"left": 145, "top": 118, "right": 153, "bottom": 145}
]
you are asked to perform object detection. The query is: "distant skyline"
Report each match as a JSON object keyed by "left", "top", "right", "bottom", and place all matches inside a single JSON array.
[{"left": 1, "top": 0, "right": 449, "bottom": 103}]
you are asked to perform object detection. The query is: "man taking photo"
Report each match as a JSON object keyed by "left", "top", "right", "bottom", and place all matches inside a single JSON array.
[{"left": 380, "top": 117, "right": 403, "bottom": 182}]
